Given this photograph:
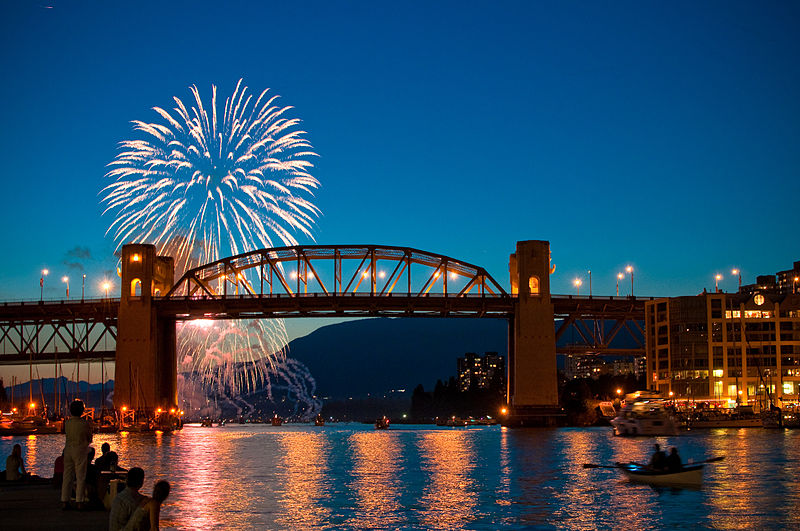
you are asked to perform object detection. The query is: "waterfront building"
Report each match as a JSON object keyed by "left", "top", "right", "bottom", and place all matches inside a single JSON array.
[
  {"left": 457, "top": 352, "right": 505, "bottom": 392},
  {"left": 739, "top": 260, "right": 800, "bottom": 296},
  {"left": 612, "top": 358, "right": 635, "bottom": 377},
  {"left": 645, "top": 292, "right": 800, "bottom": 406},
  {"left": 633, "top": 355, "right": 647, "bottom": 380}
]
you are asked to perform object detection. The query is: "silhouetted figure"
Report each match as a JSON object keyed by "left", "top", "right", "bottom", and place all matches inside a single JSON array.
[
  {"left": 53, "top": 450, "right": 64, "bottom": 488},
  {"left": 666, "top": 447, "right": 682, "bottom": 472},
  {"left": 109, "top": 467, "right": 146, "bottom": 531},
  {"left": 122, "top": 480, "right": 171, "bottom": 531},
  {"left": 61, "top": 399, "right": 93, "bottom": 510},
  {"left": 95, "top": 442, "right": 122, "bottom": 472},
  {"left": 5, "top": 443, "right": 27, "bottom": 481},
  {"left": 649, "top": 443, "right": 667, "bottom": 471}
]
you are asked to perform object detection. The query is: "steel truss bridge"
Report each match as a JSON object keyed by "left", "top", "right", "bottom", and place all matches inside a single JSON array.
[{"left": 0, "top": 245, "right": 652, "bottom": 364}]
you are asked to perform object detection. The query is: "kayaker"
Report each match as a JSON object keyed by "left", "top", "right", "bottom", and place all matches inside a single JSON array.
[
  {"left": 649, "top": 443, "right": 667, "bottom": 471},
  {"left": 666, "top": 447, "right": 682, "bottom": 472}
]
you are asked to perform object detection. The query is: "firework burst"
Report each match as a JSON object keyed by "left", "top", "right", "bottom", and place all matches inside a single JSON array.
[{"left": 102, "top": 79, "right": 320, "bottom": 396}]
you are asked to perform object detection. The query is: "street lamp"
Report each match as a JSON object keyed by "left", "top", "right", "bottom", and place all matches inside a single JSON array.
[
  {"left": 616, "top": 272, "right": 623, "bottom": 297},
  {"left": 626, "top": 265, "right": 634, "bottom": 297},
  {"left": 794, "top": 276, "right": 799, "bottom": 294},
  {"left": 82, "top": 274, "right": 86, "bottom": 301},
  {"left": 573, "top": 278, "right": 582, "bottom": 296},
  {"left": 40, "top": 269, "right": 49, "bottom": 301},
  {"left": 731, "top": 269, "right": 741, "bottom": 292},
  {"left": 714, "top": 274, "right": 722, "bottom": 293},
  {"left": 62, "top": 276, "right": 69, "bottom": 299},
  {"left": 588, "top": 270, "right": 592, "bottom": 297},
  {"left": 102, "top": 280, "right": 111, "bottom": 299}
]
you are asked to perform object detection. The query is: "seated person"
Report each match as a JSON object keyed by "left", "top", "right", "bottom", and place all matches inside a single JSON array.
[
  {"left": 5, "top": 444, "right": 28, "bottom": 481},
  {"left": 95, "top": 442, "right": 123, "bottom": 472},
  {"left": 666, "top": 447, "right": 682, "bottom": 472},
  {"left": 109, "top": 467, "right": 146, "bottom": 531},
  {"left": 122, "top": 480, "right": 171, "bottom": 531},
  {"left": 649, "top": 443, "right": 667, "bottom": 471},
  {"left": 53, "top": 450, "right": 64, "bottom": 488}
]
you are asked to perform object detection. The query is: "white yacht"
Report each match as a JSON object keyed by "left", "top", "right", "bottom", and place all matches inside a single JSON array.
[{"left": 610, "top": 391, "right": 679, "bottom": 436}]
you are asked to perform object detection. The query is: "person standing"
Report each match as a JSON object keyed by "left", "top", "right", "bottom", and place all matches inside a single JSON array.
[{"left": 61, "top": 399, "right": 93, "bottom": 510}]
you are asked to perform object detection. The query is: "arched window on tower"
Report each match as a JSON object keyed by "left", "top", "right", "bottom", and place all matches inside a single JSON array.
[
  {"left": 529, "top": 275, "right": 540, "bottom": 296},
  {"left": 131, "top": 278, "right": 142, "bottom": 297}
]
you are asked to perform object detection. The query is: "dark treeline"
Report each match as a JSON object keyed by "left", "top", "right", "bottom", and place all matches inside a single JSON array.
[
  {"left": 559, "top": 372, "right": 646, "bottom": 426},
  {"left": 410, "top": 377, "right": 505, "bottom": 421}
]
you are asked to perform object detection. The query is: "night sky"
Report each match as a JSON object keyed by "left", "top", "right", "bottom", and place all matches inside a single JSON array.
[{"left": 1, "top": 2, "right": 798, "bottom": 315}]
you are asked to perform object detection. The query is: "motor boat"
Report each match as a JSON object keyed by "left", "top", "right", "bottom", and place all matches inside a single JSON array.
[{"left": 610, "top": 391, "right": 678, "bottom": 436}]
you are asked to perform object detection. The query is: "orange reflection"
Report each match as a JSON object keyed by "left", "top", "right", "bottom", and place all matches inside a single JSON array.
[
  {"left": 346, "top": 431, "right": 403, "bottom": 527},
  {"left": 275, "top": 431, "right": 330, "bottom": 528},
  {"left": 417, "top": 430, "right": 478, "bottom": 529}
]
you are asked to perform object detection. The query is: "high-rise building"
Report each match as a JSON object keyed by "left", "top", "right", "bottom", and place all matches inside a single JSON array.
[
  {"left": 645, "top": 292, "right": 800, "bottom": 405},
  {"left": 457, "top": 352, "right": 505, "bottom": 392},
  {"left": 740, "top": 260, "right": 800, "bottom": 296}
]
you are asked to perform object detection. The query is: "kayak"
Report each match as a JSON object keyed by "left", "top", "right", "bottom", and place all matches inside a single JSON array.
[{"left": 616, "top": 463, "right": 704, "bottom": 487}]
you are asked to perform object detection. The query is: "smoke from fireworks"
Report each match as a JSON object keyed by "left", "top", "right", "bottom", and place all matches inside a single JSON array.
[{"left": 102, "top": 79, "right": 320, "bottom": 398}]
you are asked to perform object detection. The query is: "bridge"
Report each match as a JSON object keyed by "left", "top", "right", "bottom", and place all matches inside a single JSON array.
[{"left": 0, "top": 241, "right": 651, "bottom": 426}]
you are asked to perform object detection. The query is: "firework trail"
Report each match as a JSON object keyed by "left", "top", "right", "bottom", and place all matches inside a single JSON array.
[{"left": 102, "top": 79, "right": 320, "bottom": 397}]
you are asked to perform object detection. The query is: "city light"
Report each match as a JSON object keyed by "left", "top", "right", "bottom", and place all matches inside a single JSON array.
[
  {"left": 290, "top": 271, "right": 298, "bottom": 279},
  {"left": 573, "top": 278, "right": 582, "bottom": 296},
  {"left": 102, "top": 280, "right": 112, "bottom": 298},
  {"left": 732, "top": 268, "right": 741, "bottom": 291},
  {"left": 715, "top": 273, "right": 722, "bottom": 292},
  {"left": 616, "top": 272, "right": 623, "bottom": 296},
  {"left": 62, "top": 276, "right": 69, "bottom": 299},
  {"left": 378, "top": 271, "right": 386, "bottom": 279},
  {"left": 500, "top": 407, "right": 508, "bottom": 415}
]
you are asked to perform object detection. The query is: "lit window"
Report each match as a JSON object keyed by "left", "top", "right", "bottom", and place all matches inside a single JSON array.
[
  {"left": 528, "top": 276, "right": 540, "bottom": 296},
  {"left": 713, "top": 369, "right": 723, "bottom": 378}
]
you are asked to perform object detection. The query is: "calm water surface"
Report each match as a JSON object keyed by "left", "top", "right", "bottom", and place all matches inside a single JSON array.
[{"left": 3, "top": 425, "right": 800, "bottom": 529}]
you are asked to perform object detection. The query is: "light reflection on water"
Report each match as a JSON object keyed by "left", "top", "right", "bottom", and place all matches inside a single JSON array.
[
  {"left": 3, "top": 425, "right": 800, "bottom": 529},
  {"left": 417, "top": 430, "right": 479, "bottom": 529},
  {"left": 346, "top": 431, "right": 403, "bottom": 528}
]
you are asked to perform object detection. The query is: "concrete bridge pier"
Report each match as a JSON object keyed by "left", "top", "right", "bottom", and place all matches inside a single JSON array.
[
  {"left": 113, "top": 244, "right": 177, "bottom": 413},
  {"left": 503, "top": 240, "right": 564, "bottom": 427}
]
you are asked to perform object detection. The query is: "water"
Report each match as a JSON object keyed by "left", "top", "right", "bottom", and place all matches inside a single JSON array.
[{"left": 3, "top": 425, "right": 800, "bottom": 529}]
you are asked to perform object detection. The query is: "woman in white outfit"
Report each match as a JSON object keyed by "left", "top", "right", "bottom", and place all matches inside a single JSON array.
[{"left": 61, "top": 399, "right": 93, "bottom": 510}]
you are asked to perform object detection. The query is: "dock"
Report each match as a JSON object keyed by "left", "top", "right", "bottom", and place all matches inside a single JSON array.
[{"left": 0, "top": 480, "right": 108, "bottom": 530}]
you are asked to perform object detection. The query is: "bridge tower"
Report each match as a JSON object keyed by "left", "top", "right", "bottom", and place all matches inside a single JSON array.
[
  {"left": 114, "top": 244, "right": 177, "bottom": 412},
  {"left": 504, "top": 240, "right": 563, "bottom": 426}
]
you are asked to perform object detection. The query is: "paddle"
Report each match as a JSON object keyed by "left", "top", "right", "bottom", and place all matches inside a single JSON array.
[{"left": 582, "top": 456, "right": 724, "bottom": 469}]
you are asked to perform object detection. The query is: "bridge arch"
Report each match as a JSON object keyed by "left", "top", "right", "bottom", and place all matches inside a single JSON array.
[{"left": 165, "top": 244, "right": 509, "bottom": 300}]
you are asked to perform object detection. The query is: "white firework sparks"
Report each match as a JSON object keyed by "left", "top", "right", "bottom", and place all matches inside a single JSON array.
[
  {"left": 102, "top": 79, "right": 320, "bottom": 397},
  {"left": 102, "top": 78, "right": 319, "bottom": 267}
]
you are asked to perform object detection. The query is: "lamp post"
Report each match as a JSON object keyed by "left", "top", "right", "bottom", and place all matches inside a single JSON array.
[
  {"left": 62, "top": 276, "right": 69, "bottom": 299},
  {"left": 732, "top": 269, "right": 741, "bottom": 292},
  {"left": 81, "top": 274, "right": 86, "bottom": 301},
  {"left": 626, "top": 265, "right": 634, "bottom": 297},
  {"left": 573, "top": 278, "right": 582, "bottom": 296},
  {"left": 794, "top": 276, "right": 799, "bottom": 294},
  {"left": 40, "top": 269, "right": 49, "bottom": 301},
  {"left": 714, "top": 274, "right": 722, "bottom": 293},
  {"left": 616, "top": 272, "right": 623, "bottom": 296},
  {"left": 588, "top": 270, "right": 592, "bottom": 297},
  {"left": 102, "top": 281, "right": 111, "bottom": 299}
]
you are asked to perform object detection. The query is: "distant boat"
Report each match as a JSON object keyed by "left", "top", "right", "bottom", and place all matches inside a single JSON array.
[
  {"left": 314, "top": 414, "right": 325, "bottom": 426},
  {"left": 375, "top": 416, "right": 390, "bottom": 429},
  {"left": 200, "top": 418, "right": 214, "bottom": 427},
  {"left": 271, "top": 415, "right": 283, "bottom": 426},
  {"left": 610, "top": 391, "right": 678, "bottom": 436}
]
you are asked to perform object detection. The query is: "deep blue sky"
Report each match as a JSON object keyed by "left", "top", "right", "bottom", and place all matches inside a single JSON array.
[{"left": 1, "top": 1, "right": 798, "bottom": 308}]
